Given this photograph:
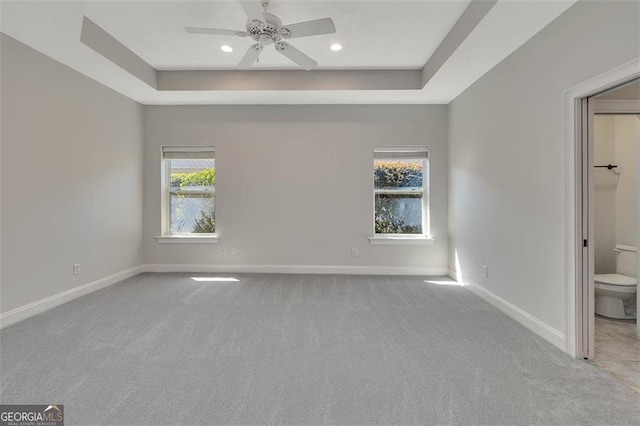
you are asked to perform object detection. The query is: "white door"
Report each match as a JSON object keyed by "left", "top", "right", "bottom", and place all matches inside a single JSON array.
[
  {"left": 636, "top": 115, "right": 640, "bottom": 339},
  {"left": 582, "top": 98, "right": 596, "bottom": 358}
]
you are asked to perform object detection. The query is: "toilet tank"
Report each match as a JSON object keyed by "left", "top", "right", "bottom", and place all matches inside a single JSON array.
[{"left": 616, "top": 245, "right": 638, "bottom": 277}]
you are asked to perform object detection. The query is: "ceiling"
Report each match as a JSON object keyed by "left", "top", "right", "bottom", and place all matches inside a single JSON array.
[
  {"left": 0, "top": 0, "right": 577, "bottom": 105},
  {"left": 596, "top": 79, "right": 640, "bottom": 100},
  {"left": 84, "top": 0, "right": 470, "bottom": 70}
]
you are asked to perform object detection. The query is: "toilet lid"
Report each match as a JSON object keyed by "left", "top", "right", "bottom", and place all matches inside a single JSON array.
[{"left": 594, "top": 273, "right": 637, "bottom": 286}]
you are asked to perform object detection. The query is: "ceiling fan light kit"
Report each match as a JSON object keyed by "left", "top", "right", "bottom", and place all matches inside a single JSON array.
[{"left": 185, "top": 0, "right": 336, "bottom": 70}]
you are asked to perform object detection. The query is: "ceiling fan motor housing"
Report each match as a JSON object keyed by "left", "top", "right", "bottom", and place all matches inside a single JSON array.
[{"left": 247, "top": 12, "right": 291, "bottom": 45}]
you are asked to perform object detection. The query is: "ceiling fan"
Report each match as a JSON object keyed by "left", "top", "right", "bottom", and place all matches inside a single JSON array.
[{"left": 185, "top": 1, "right": 336, "bottom": 71}]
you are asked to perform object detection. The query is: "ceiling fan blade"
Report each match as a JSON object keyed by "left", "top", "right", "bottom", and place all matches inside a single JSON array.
[
  {"left": 283, "top": 18, "right": 336, "bottom": 39},
  {"left": 238, "top": 44, "right": 263, "bottom": 68},
  {"left": 185, "top": 27, "right": 248, "bottom": 37},
  {"left": 275, "top": 42, "right": 318, "bottom": 71},
  {"left": 239, "top": 1, "right": 266, "bottom": 24}
]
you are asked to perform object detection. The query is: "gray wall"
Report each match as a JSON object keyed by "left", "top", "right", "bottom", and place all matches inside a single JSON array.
[
  {"left": 613, "top": 115, "right": 638, "bottom": 251},
  {"left": 594, "top": 116, "right": 617, "bottom": 273},
  {"left": 0, "top": 34, "right": 144, "bottom": 313},
  {"left": 143, "top": 105, "right": 448, "bottom": 271},
  {"left": 594, "top": 115, "right": 639, "bottom": 274},
  {"left": 448, "top": 0, "right": 640, "bottom": 335}
]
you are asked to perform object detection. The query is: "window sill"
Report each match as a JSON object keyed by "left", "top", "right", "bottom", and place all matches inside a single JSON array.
[
  {"left": 155, "top": 235, "right": 219, "bottom": 244},
  {"left": 368, "top": 235, "right": 435, "bottom": 246}
]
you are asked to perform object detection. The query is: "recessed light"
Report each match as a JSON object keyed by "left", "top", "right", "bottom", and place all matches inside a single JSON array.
[
  {"left": 330, "top": 43, "right": 343, "bottom": 52},
  {"left": 220, "top": 45, "right": 233, "bottom": 53}
]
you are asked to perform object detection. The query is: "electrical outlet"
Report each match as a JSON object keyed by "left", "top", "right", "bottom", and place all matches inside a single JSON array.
[
  {"left": 482, "top": 265, "right": 489, "bottom": 278},
  {"left": 73, "top": 264, "right": 80, "bottom": 275},
  {"left": 351, "top": 248, "right": 358, "bottom": 257},
  {"left": 221, "top": 247, "right": 226, "bottom": 255},
  {"left": 232, "top": 248, "right": 237, "bottom": 256}
]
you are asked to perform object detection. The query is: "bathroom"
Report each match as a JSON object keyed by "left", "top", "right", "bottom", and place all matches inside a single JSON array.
[{"left": 593, "top": 112, "right": 639, "bottom": 390}]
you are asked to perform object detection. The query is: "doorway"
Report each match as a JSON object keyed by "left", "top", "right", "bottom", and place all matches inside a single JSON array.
[{"left": 575, "top": 77, "right": 640, "bottom": 390}]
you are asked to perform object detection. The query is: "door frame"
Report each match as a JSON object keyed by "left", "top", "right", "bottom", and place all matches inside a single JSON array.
[{"left": 564, "top": 58, "right": 640, "bottom": 359}]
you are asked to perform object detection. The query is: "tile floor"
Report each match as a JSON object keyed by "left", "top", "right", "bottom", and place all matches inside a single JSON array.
[{"left": 593, "top": 315, "right": 640, "bottom": 392}]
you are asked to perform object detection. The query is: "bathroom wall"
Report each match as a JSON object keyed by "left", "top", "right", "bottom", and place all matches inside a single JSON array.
[
  {"left": 594, "top": 115, "right": 638, "bottom": 276},
  {"left": 614, "top": 116, "right": 638, "bottom": 253},
  {"left": 594, "top": 116, "right": 617, "bottom": 273},
  {"left": 614, "top": 115, "right": 639, "bottom": 278}
]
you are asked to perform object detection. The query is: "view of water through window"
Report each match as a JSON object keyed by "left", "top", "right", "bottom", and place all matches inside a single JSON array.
[{"left": 169, "top": 159, "right": 216, "bottom": 234}]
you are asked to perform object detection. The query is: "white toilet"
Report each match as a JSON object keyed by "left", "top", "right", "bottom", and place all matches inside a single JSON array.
[{"left": 595, "top": 245, "right": 637, "bottom": 319}]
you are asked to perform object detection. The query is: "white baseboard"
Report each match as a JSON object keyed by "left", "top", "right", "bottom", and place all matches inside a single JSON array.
[
  {"left": 447, "top": 268, "right": 459, "bottom": 281},
  {"left": 143, "top": 264, "right": 449, "bottom": 276},
  {"left": 0, "top": 265, "right": 143, "bottom": 329},
  {"left": 463, "top": 279, "right": 565, "bottom": 350}
]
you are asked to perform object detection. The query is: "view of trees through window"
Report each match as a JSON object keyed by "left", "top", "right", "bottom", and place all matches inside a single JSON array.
[
  {"left": 169, "top": 159, "right": 216, "bottom": 234},
  {"left": 374, "top": 159, "right": 424, "bottom": 234}
]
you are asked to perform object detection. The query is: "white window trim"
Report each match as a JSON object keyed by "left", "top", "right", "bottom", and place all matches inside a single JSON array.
[
  {"left": 368, "top": 235, "right": 435, "bottom": 245},
  {"left": 159, "top": 147, "right": 218, "bottom": 243},
  {"left": 371, "top": 146, "right": 431, "bottom": 245},
  {"left": 155, "top": 235, "right": 219, "bottom": 244}
]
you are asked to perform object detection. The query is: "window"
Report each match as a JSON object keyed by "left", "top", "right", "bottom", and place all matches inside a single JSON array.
[
  {"left": 373, "top": 147, "right": 429, "bottom": 237},
  {"left": 162, "top": 147, "right": 216, "bottom": 236}
]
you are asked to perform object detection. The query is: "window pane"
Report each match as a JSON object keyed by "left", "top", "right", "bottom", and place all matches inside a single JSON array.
[
  {"left": 374, "top": 159, "right": 423, "bottom": 189},
  {"left": 170, "top": 194, "right": 215, "bottom": 234},
  {"left": 375, "top": 193, "right": 422, "bottom": 234},
  {"left": 170, "top": 159, "right": 215, "bottom": 191}
]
